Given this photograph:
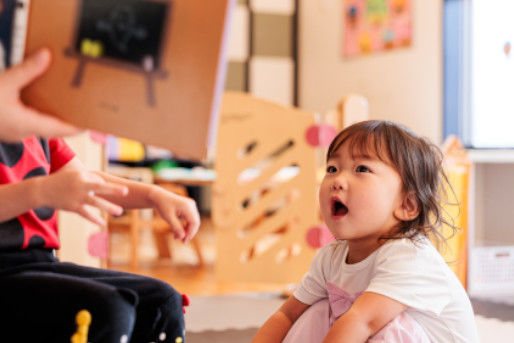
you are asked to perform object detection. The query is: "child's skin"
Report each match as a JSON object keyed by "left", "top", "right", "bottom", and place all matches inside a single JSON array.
[
  {"left": 0, "top": 47, "right": 200, "bottom": 241},
  {"left": 0, "top": 48, "right": 82, "bottom": 142},
  {"left": 252, "top": 139, "right": 419, "bottom": 343},
  {"left": 0, "top": 156, "right": 200, "bottom": 243}
]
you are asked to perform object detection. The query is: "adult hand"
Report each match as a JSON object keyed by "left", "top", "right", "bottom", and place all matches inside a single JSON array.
[
  {"left": 0, "top": 48, "right": 82, "bottom": 141},
  {"left": 149, "top": 187, "right": 201, "bottom": 243}
]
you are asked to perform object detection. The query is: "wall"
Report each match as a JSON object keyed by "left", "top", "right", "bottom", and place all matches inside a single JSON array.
[
  {"left": 58, "top": 133, "right": 104, "bottom": 267},
  {"left": 298, "top": 0, "right": 443, "bottom": 143}
]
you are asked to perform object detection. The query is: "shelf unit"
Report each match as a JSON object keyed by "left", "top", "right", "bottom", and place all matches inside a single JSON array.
[{"left": 466, "top": 150, "right": 514, "bottom": 297}]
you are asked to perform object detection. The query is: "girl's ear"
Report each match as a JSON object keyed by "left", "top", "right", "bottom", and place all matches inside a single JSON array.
[{"left": 394, "top": 191, "right": 419, "bottom": 222}]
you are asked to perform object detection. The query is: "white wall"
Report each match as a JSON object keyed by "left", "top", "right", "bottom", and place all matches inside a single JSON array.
[
  {"left": 58, "top": 133, "right": 104, "bottom": 267},
  {"left": 298, "top": 0, "right": 443, "bottom": 143}
]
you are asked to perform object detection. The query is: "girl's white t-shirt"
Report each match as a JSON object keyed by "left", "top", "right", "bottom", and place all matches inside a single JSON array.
[{"left": 293, "top": 238, "right": 479, "bottom": 343}]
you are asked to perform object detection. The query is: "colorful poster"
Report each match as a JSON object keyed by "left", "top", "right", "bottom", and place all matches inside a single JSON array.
[{"left": 343, "top": 0, "right": 412, "bottom": 57}]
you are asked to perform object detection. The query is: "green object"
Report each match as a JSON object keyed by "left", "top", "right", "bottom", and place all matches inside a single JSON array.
[
  {"left": 151, "top": 160, "right": 179, "bottom": 173},
  {"left": 367, "top": 0, "right": 387, "bottom": 20}
]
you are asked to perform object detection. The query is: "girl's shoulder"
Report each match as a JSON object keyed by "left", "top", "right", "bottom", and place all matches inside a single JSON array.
[
  {"left": 321, "top": 240, "right": 349, "bottom": 257},
  {"left": 375, "top": 237, "right": 446, "bottom": 266},
  {"left": 310, "top": 240, "right": 349, "bottom": 267}
]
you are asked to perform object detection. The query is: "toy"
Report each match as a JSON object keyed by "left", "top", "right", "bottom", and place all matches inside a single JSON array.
[{"left": 70, "top": 309, "right": 92, "bottom": 343}]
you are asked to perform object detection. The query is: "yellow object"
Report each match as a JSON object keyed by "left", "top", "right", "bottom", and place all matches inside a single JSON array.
[
  {"left": 359, "top": 33, "right": 372, "bottom": 53},
  {"left": 70, "top": 310, "right": 92, "bottom": 343},
  {"left": 175, "top": 337, "right": 184, "bottom": 343},
  {"left": 80, "top": 39, "right": 104, "bottom": 58},
  {"left": 118, "top": 138, "right": 146, "bottom": 162},
  {"left": 439, "top": 136, "right": 471, "bottom": 288},
  {"left": 392, "top": 0, "right": 406, "bottom": 9}
]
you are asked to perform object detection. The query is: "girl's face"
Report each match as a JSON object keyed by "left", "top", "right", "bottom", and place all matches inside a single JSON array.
[{"left": 319, "top": 141, "right": 406, "bottom": 247}]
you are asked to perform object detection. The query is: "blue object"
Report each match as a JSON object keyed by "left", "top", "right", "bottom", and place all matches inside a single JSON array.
[{"left": 443, "top": 0, "right": 464, "bottom": 140}]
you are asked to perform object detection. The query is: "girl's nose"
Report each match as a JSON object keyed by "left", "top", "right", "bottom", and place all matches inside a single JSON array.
[{"left": 330, "top": 179, "right": 346, "bottom": 191}]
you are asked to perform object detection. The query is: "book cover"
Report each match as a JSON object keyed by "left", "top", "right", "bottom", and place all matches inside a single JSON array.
[
  {"left": 22, "top": 0, "right": 235, "bottom": 161},
  {"left": 0, "top": 0, "right": 16, "bottom": 70}
]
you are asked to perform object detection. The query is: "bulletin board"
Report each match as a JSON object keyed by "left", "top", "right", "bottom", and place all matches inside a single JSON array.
[
  {"left": 72, "top": 0, "right": 169, "bottom": 68},
  {"left": 343, "top": 0, "right": 412, "bottom": 58}
]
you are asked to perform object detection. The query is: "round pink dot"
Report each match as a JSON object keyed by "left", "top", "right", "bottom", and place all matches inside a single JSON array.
[
  {"left": 89, "top": 130, "right": 108, "bottom": 145},
  {"left": 305, "top": 125, "right": 337, "bottom": 147},
  {"left": 306, "top": 226, "right": 335, "bottom": 248}
]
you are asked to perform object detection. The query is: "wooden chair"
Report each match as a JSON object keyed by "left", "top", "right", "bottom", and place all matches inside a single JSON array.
[{"left": 106, "top": 167, "right": 204, "bottom": 269}]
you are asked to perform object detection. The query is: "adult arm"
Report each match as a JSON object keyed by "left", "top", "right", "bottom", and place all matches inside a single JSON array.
[{"left": 0, "top": 48, "right": 81, "bottom": 142}]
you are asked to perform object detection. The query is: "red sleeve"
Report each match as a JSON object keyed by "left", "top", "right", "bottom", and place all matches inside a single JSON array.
[{"left": 49, "top": 138, "right": 76, "bottom": 173}]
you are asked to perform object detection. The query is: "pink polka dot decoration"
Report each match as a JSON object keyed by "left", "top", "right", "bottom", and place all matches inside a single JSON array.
[
  {"left": 88, "top": 231, "right": 109, "bottom": 259},
  {"left": 89, "top": 130, "right": 108, "bottom": 145},
  {"left": 306, "top": 225, "right": 335, "bottom": 249},
  {"left": 305, "top": 124, "right": 338, "bottom": 148}
]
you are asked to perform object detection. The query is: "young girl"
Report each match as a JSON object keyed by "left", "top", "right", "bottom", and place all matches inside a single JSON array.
[{"left": 252, "top": 120, "right": 479, "bottom": 343}]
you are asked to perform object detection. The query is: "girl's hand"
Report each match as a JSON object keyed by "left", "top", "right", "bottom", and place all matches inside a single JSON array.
[
  {"left": 0, "top": 48, "right": 82, "bottom": 142},
  {"left": 38, "top": 169, "right": 128, "bottom": 226},
  {"left": 148, "top": 187, "right": 200, "bottom": 243}
]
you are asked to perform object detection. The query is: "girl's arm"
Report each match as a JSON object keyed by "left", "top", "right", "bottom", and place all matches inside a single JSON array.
[
  {"left": 252, "top": 296, "right": 309, "bottom": 343},
  {"left": 0, "top": 177, "right": 48, "bottom": 222},
  {"left": 0, "top": 158, "right": 127, "bottom": 223},
  {"left": 323, "top": 292, "right": 407, "bottom": 343},
  {"left": 60, "top": 158, "right": 200, "bottom": 242}
]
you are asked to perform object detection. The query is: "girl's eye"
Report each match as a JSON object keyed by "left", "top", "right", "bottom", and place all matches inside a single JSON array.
[
  {"left": 326, "top": 165, "right": 337, "bottom": 173},
  {"left": 355, "top": 165, "right": 371, "bottom": 173}
]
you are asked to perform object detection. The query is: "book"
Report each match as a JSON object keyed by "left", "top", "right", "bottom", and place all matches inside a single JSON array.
[
  {"left": 0, "top": 0, "right": 16, "bottom": 70},
  {"left": 22, "top": 0, "right": 235, "bottom": 161}
]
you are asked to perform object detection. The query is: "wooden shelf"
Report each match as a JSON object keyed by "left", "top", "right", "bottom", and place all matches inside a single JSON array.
[{"left": 467, "top": 149, "right": 514, "bottom": 163}]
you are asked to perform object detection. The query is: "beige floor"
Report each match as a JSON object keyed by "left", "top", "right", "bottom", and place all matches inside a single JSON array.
[
  {"left": 108, "top": 220, "right": 290, "bottom": 296},
  {"left": 108, "top": 221, "right": 514, "bottom": 342}
]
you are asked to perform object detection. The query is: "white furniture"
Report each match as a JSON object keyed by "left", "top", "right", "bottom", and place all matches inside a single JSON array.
[{"left": 467, "top": 149, "right": 514, "bottom": 298}]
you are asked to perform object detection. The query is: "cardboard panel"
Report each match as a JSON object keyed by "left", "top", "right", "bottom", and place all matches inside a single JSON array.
[{"left": 23, "top": 0, "right": 235, "bottom": 161}]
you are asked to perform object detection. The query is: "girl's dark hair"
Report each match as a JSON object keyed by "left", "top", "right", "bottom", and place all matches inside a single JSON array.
[{"left": 327, "top": 120, "right": 457, "bottom": 244}]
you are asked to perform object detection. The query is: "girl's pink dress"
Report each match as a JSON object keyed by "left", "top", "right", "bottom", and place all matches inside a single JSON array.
[{"left": 283, "top": 282, "right": 431, "bottom": 343}]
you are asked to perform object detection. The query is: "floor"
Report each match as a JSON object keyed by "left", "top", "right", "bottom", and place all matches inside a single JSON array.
[
  {"left": 108, "top": 222, "right": 514, "bottom": 342},
  {"left": 108, "top": 219, "right": 291, "bottom": 296}
]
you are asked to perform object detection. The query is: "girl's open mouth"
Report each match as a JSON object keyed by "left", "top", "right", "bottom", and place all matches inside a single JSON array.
[{"left": 331, "top": 197, "right": 348, "bottom": 218}]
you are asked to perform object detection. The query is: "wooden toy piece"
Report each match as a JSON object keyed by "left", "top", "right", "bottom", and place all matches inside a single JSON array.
[
  {"left": 70, "top": 310, "right": 92, "bottom": 343},
  {"left": 337, "top": 94, "right": 369, "bottom": 130}
]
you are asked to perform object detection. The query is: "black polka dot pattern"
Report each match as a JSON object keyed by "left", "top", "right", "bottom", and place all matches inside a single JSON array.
[
  {"left": 27, "top": 235, "right": 46, "bottom": 249},
  {"left": 0, "top": 142, "right": 25, "bottom": 167},
  {"left": 0, "top": 218, "right": 24, "bottom": 249},
  {"left": 38, "top": 138, "right": 51, "bottom": 163},
  {"left": 0, "top": 137, "right": 74, "bottom": 251},
  {"left": 24, "top": 167, "right": 55, "bottom": 221},
  {"left": 23, "top": 167, "right": 48, "bottom": 179}
]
